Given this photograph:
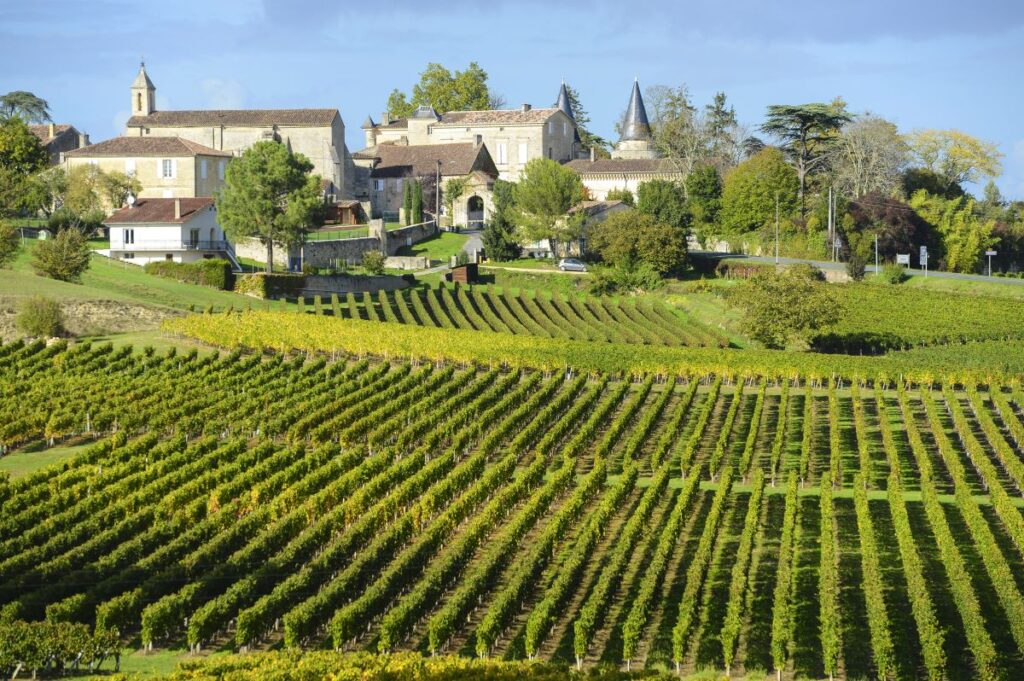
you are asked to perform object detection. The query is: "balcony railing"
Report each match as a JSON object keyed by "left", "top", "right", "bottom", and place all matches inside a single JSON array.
[{"left": 111, "top": 240, "right": 230, "bottom": 252}]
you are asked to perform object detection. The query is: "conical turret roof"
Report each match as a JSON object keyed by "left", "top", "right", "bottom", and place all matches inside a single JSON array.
[
  {"left": 132, "top": 62, "right": 155, "bottom": 90},
  {"left": 555, "top": 82, "right": 573, "bottom": 120},
  {"left": 620, "top": 79, "right": 651, "bottom": 142}
]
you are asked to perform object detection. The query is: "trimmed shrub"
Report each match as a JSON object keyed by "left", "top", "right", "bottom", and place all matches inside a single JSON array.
[
  {"left": 16, "top": 296, "right": 64, "bottom": 337},
  {"left": 362, "top": 250, "right": 386, "bottom": 275},
  {"left": 143, "top": 259, "right": 235, "bottom": 290},
  {"left": 846, "top": 254, "right": 867, "bottom": 281},
  {"left": 881, "top": 262, "right": 907, "bottom": 284},
  {"left": 234, "top": 273, "right": 307, "bottom": 299}
]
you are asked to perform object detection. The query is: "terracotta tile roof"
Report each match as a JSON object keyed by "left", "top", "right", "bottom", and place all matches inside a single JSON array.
[
  {"left": 65, "top": 136, "right": 232, "bottom": 158},
  {"left": 105, "top": 198, "right": 215, "bottom": 224},
  {"left": 126, "top": 108, "right": 339, "bottom": 128},
  {"left": 438, "top": 107, "right": 562, "bottom": 126},
  {"left": 564, "top": 158, "right": 678, "bottom": 174},
  {"left": 29, "top": 124, "right": 73, "bottom": 143},
  {"left": 368, "top": 143, "right": 497, "bottom": 179}
]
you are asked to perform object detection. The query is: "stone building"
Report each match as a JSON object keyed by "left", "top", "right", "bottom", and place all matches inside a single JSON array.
[
  {"left": 353, "top": 142, "right": 498, "bottom": 226},
  {"left": 64, "top": 136, "right": 231, "bottom": 202},
  {"left": 29, "top": 123, "right": 89, "bottom": 165},
  {"left": 566, "top": 80, "right": 683, "bottom": 200},
  {"left": 359, "top": 85, "right": 577, "bottom": 182},
  {"left": 122, "top": 63, "right": 352, "bottom": 199}
]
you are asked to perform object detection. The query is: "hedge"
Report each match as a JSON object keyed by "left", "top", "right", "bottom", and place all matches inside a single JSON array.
[
  {"left": 144, "top": 259, "right": 235, "bottom": 291},
  {"left": 234, "top": 273, "right": 307, "bottom": 299}
]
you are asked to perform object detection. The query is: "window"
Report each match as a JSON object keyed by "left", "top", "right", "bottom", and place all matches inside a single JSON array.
[
  {"left": 547, "top": 121, "right": 553, "bottom": 134},
  {"left": 123, "top": 228, "right": 134, "bottom": 245},
  {"left": 548, "top": 147, "right": 553, "bottom": 159},
  {"left": 217, "top": 160, "right": 225, "bottom": 180},
  {"left": 518, "top": 142, "right": 528, "bottom": 165},
  {"left": 160, "top": 158, "right": 174, "bottom": 179},
  {"left": 123, "top": 252, "right": 134, "bottom": 260},
  {"left": 497, "top": 143, "right": 507, "bottom": 165},
  {"left": 125, "top": 159, "right": 136, "bottom": 176},
  {"left": 374, "top": 179, "right": 385, "bottom": 191},
  {"left": 200, "top": 159, "right": 208, "bottom": 179},
  {"left": 563, "top": 122, "right": 569, "bottom": 136},
  {"left": 189, "top": 229, "right": 200, "bottom": 247},
  {"left": 165, "top": 254, "right": 174, "bottom": 261}
]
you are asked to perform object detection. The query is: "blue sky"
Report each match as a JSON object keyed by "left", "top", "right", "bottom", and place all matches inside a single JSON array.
[{"left": 2, "top": 0, "right": 1023, "bottom": 198}]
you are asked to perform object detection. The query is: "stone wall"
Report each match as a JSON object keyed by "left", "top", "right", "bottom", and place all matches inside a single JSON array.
[
  {"left": 380, "top": 220, "right": 437, "bottom": 255},
  {"left": 302, "top": 238, "right": 381, "bottom": 268},
  {"left": 302, "top": 274, "right": 412, "bottom": 296}
]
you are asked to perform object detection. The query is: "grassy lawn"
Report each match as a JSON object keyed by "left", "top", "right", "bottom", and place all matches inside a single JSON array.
[
  {"left": 0, "top": 247, "right": 274, "bottom": 312},
  {"left": 395, "top": 231, "right": 468, "bottom": 263},
  {"left": 0, "top": 441, "right": 93, "bottom": 479},
  {"left": 473, "top": 268, "right": 591, "bottom": 297},
  {"left": 894, "top": 272, "right": 1024, "bottom": 299}
]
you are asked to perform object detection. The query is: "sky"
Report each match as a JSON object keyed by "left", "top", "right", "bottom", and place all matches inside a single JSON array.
[{"left": 2, "top": 0, "right": 1023, "bottom": 198}]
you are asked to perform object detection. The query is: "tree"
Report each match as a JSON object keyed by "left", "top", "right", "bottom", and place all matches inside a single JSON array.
[
  {"left": 685, "top": 165, "right": 722, "bottom": 238},
  {"left": 98, "top": 171, "right": 142, "bottom": 210},
  {"left": 909, "top": 190, "right": 996, "bottom": 273},
  {"left": 16, "top": 295, "right": 64, "bottom": 337},
  {"left": 588, "top": 210, "right": 687, "bottom": 275},
  {"left": 636, "top": 179, "right": 689, "bottom": 231},
  {"left": 42, "top": 165, "right": 106, "bottom": 233},
  {"left": 31, "top": 227, "right": 91, "bottom": 282},
  {"left": 704, "top": 92, "right": 740, "bottom": 167},
  {"left": 216, "top": 140, "right": 323, "bottom": 273},
  {"left": 605, "top": 188, "right": 635, "bottom": 206},
  {"left": 482, "top": 179, "right": 521, "bottom": 261},
  {"left": 512, "top": 158, "right": 584, "bottom": 257},
  {"left": 832, "top": 115, "right": 908, "bottom": 198},
  {"left": 0, "top": 91, "right": 51, "bottom": 123},
  {"left": 721, "top": 148, "right": 799, "bottom": 234},
  {"left": 412, "top": 180, "right": 424, "bottom": 224},
  {"left": 760, "top": 102, "right": 852, "bottom": 216},
  {"left": 733, "top": 266, "right": 841, "bottom": 349},
  {"left": 845, "top": 192, "right": 935, "bottom": 261},
  {"left": 387, "top": 62, "right": 500, "bottom": 117},
  {"left": 443, "top": 177, "right": 469, "bottom": 222},
  {"left": 906, "top": 129, "right": 1003, "bottom": 196},
  {"left": 644, "top": 84, "right": 708, "bottom": 191},
  {"left": 563, "top": 84, "right": 608, "bottom": 154},
  {"left": 0, "top": 118, "right": 49, "bottom": 218},
  {"left": 0, "top": 222, "right": 19, "bottom": 268},
  {"left": 402, "top": 180, "right": 412, "bottom": 225}
]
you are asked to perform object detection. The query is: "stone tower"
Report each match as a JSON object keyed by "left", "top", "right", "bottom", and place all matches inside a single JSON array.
[
  {"left": 555, "top": 81, "right": 582, "bottom": 156},
  {"left": 131, "top": 62, "right": 156, "bottom": 116},
  {"left": 611, "top": 79, "right": 658, "bottom": 160}
]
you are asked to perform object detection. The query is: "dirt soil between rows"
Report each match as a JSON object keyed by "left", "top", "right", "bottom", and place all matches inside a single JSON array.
[{"left": 0, "top": 296, "right": 181, "bottom": 341}]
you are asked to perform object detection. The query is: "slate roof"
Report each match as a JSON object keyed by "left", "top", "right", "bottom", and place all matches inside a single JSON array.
[
  {"left": 564, "top": 158, "right": 676, "bottom": 174},
  {"left": 132, "top": 63, "right": 155, "bottom": 89},
  {"left": 105, "top": 198, "right": 215, "bottom": 224},
  {"left": 126, "top": 109, "right": 338, "bottom": 128},
  {"left": 367, "top": 143, "right": 497, "bottom": 178},
  {"left": 620, "top": 80, "right": 652, "bottom": 142},
  {"left": 29, "top": 124, "right": 74, "bottom": 143},
  {"left": 65, "top": 136, "right": 232, "bottom": 158}
]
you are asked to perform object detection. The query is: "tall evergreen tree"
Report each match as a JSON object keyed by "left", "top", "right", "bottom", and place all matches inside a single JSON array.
[{"left": 412, "top": 180, "right": 424, "bottom": 224}]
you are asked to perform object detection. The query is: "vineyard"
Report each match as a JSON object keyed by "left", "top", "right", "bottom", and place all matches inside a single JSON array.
[
  {"left": 297, "top": 285, "right": 729, "bottom": 348},
  {"left": 5, "top": 339, "right": 1024, "bottom": 679}
]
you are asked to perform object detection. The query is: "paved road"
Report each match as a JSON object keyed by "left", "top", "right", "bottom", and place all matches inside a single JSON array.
[
  {"left": 480, "top": 265, "right": 588, "bottom": 276},
  {"left": 698, "top": 252, "right": 1024, "bottom": 285}
]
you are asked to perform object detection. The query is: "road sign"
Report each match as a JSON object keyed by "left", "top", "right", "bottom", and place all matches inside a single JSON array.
[
  {"left": 986, "top": 250, "right": 998, "bottom": 256},
  {"left": 920, "top": 245, "right": 928, "bottom": 259},
  {"left": 896, "top": 254, "right": 910, "bottom": 265}
]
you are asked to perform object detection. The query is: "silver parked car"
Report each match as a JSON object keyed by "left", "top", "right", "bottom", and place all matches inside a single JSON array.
[{"left": 558, "top": 258, "right": 587, "bottom": 272}]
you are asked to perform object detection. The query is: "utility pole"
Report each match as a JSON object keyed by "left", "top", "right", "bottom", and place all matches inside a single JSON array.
[{"left": 775, "top": 191, "right": 780, "bottom": 264}]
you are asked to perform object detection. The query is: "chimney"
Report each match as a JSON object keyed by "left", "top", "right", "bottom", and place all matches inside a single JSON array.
[
  {"left": 174, "top": 198, "right": 181, "bottom": 220},
  {"left": 521, "top": 103, "right": 531, "bottom": 112},
  {"left": 590, "top": 146, "right": 595, "bottom": 162},
  {"left": 79, "top": 132, "right": 89, "bottom": 148},
  {"left": 381, "top": 111, "right": 390, "bottom": 125},
  {"left": 48, "top": 123, "right": 55, "bottom": 138}
]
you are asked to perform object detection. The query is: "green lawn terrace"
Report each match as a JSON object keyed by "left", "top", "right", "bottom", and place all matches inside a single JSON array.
[{"left": 3, "top": 339, "right": 1024, "bottom": 680}]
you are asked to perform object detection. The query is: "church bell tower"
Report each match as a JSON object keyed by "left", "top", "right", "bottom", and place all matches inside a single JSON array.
[{"left": 131, "top": 62, "right": 156, "bottom": 116}]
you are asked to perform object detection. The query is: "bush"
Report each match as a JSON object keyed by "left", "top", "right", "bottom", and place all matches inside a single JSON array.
[
  {"left": 845, "top": 254, "right": 867, "bottom": 281},
  {"left": 143, "top": 259, "right": 235, "bottom": 290},
  {"left": 604, "top": 187, "right": 635, "bottom": 207},
  {"left": 234, "top": 273, "right": 306, "bottom": 299},
  {"left": 31, "top": 228, "right": 92, "bottom": 282},
  {"left": 0, "top": 222, "right": 19, "bottom": 269},
  {"left": 588, "top": 263, "right": 664, "bottom": 295},
  {"left": 16, "top": 296, "right": 64, "bottom": 337},
  {"left": 362, "top": 250, "right": 386, "bottom": 275},
  {"left": 881, "top": 263, "right": 906, "bottom": 284}
]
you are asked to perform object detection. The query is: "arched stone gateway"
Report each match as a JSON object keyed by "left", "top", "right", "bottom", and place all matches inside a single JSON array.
[{"left": 467, "top": 195, "right": 485, "bottom": 228}]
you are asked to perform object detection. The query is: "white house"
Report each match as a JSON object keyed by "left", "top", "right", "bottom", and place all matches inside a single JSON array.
[{"left": 104, "top": 197, "right": 239, "bottom": 268}]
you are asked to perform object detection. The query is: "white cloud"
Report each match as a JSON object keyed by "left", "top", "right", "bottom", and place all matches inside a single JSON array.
[{"left": 200, "top": 79, "right": 246, "bottom": 109}]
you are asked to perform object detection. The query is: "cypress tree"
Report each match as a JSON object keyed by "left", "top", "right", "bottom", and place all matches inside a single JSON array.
[
  {"left": 402, "top": 179, "right": 412, "bottom": 225},
  {"left": 412, "top": 180, "right": 424, "bottom": 224}
]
